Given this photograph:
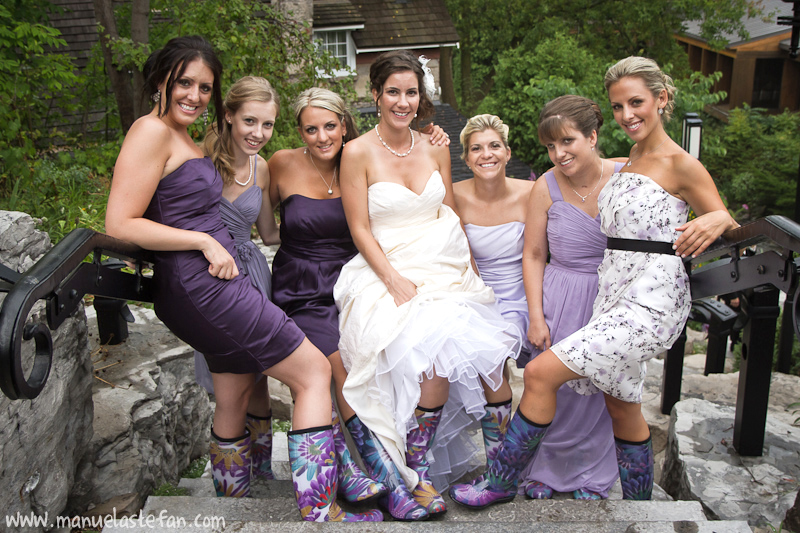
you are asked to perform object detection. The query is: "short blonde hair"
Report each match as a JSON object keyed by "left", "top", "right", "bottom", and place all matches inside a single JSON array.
[
  {"left": 604, "top": 56, "right": 676, "bottom": 121},
  {"left": 459, "top": 114, "right": 510, "bottom": 161}
]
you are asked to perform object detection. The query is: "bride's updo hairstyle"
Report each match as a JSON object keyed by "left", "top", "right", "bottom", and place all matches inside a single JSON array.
[
  {"left": 459, "top": 114, "right": 509, "bottom": 162},
  {"left": 538, "top": 95, "right": 604, "bottom": 152},
  {"left": 603, "top": 56, "right": 676, "bottom": 122},
  {"left": 369, "top": 50, "right": 435, "bottom": 124}
]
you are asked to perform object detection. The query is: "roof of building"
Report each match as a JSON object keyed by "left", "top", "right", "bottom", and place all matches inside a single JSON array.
[
  {"left": 680, "top": 0, "right": 793, "bottom": 47},
  {"left": 359, "top": 103, "right": 533, "bottom": 183},
  {"left": 313, "top": 0, "right": 365, "bottom": 28},
  {"left": 336, "top": 0, "right": 460, "bottom": 51},
  {"left": 47, "top": 0, "right": 99, "bottom": 70}
]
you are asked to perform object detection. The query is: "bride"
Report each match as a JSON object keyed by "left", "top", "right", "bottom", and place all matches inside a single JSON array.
[{"left": 334, "top": 50, "right": 520, "bottom": 521}]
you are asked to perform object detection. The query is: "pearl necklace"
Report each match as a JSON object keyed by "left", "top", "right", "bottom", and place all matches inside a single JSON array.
[
  {"left": 375, "top": 124, "right": 415, "bottom": 157},
  {"left": 235, "top": 155, "right": 254, "bottom": 186},
  {"left": 566, "top": 159, "right": 604, "bottom": 203},
  {"left": 305, "top": 148, "right": 336, "bottom": 194},
  {"left": 627, "top": 137, "right": 668, "bottom": 167}
]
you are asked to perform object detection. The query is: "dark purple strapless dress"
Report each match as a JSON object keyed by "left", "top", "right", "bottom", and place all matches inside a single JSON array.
[
  {"left": 271, "top": 195, "right": 357, "bottom": 356},
  {"left": 143, "top": 157, "right": 304, "bottom": 373}
]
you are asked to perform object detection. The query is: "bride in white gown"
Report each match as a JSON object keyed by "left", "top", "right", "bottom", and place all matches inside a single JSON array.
[{"left": 334, "top": 50, "right": 520, "bottom": 521}]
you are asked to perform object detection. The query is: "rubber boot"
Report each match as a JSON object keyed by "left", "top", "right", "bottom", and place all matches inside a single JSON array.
[
  {"left": 345, "top": 415, "right": 429, "bottom": 521},
  {"left": 331, "top": 405, "right": 388, "bottom": 503},
  {"left": 523, "top": 480, "right": 554, "bottom": 499},
  {"left": 405, "top": 406, "right": 446, "bottom": 515},
  {"left": 288, "top": 425, "right": 383, "bottom": 522},
  {"left": 481, "top": 399, "right": 512, "bottom": 468},
  {"left": 210, "top": 429, "right": 251, "bottom": 498},
  {"left": 616, "top": 435, "right": 654, "bottom": 500},
  {"left": 246, "top": 412, "right": 275, "bottom": 480},
  {"left": 449, "top": 409, "right": 549, "bottom": 509}
]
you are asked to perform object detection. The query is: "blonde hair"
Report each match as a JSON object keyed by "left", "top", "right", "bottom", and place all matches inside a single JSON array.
[
  {"left": 293, "top": 87, "right": 359, "bottom": 144},
  {"left": 459, "top": 114, "right": 510, "bottom": 162},
  {"left": 604, "top": 56, "right": 676, "bottom": 121},
  {"left": 538, "top": 95, "right": 604, "bottom": 148},
  {"left": 203, "top": 76, "right": 280, "bottom": 185}
]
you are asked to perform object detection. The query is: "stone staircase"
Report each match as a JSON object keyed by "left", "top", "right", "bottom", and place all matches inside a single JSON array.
[{"left": 102, "top": 432, "right": 753, "bottom": 533}]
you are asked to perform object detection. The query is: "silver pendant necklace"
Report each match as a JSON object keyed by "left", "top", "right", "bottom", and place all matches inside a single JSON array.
[
  {"left": 375, "top": 124, "right": 415, "bottom": 157},
  {"left": 567, "top": 159, "right": 604, "bottom": 203},
  {"left": 305, "top": 148, "right": 336, "bottom": 194},
  {"left": 235, "top": 155, "right": 254, "bottom": 186},
  {"left": 626, "top": 137, "right": 668, "bottom": 167}
]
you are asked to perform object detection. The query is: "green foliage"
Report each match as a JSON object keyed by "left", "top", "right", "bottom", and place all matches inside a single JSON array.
[
  {"left": 181, "top": 455, "right": 209, "bottom": 479},
  {"left": 703, "top": 107, "right": 800, "bottom": 221},
  {"left": 273, "top": 418, "right": 291, "bottom": 433},
  {"left": 151, "top": 482, "right": 189, "bottom": 497},
  {"left": 0, "top": 2, "right": 78, "bottom": 189},
  {"left": 0, "top": 155, "right": 111, "bottom": 242}
]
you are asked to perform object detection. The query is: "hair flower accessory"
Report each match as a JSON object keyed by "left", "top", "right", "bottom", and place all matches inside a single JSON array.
[{"left": 418, "top": 55, "right": 437, "bottom": 101}]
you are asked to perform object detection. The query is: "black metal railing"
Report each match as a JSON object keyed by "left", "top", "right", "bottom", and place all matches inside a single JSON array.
[{"left": 0, "top": 229, "right": 154, "bottom": 400}]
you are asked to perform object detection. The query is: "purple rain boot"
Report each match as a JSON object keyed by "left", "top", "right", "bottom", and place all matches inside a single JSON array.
[
  {"left": 345, "top": 415, "right": 429, "bottom": 521},
  {"left": 449, "top": 408, "right": 549, "bottom": 509},
  {"left": 246, "top": 412, "right": 275, "bottom": 480},
  {"left": 523, "top": 480, "right": 554, "bottom": 499},
  {"left": 288, "top": 425, "right": 383, "bottom": 522},
  {"left": 331, "top": 405, "right": 388, "bottom": 503},
  {"left": 481, "top": 399, "right": 512, "bottom": 468},
  {"left": 573, "top": 488, "right": 603, "bottom": 500},
  {"left": 615, "top": 435, "right": 654, "bottom": 500},
  {"left": 210, "top": 429, "right": 252, "bottom": 498},
  {"left": 406, "top": 406, "right": 446, "bottom": 515}
]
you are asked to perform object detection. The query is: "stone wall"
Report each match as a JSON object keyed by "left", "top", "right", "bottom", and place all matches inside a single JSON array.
[{"left": 0, "top": 211, "right": 94, "bottom": 531}]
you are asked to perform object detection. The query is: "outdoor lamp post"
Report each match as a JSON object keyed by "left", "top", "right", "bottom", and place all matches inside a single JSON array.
[{"left": 682, "top": 112, "right": 703, "bottom": 160}]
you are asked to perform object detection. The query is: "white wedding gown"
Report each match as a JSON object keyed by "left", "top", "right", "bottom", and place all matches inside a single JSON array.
[{"left": 334, "top": 171, "right": 520, "bottom": 489}]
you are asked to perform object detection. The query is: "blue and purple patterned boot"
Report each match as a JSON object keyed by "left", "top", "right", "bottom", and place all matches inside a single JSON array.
[
  {"left": 288, "top": 425, "right": 383, "bottom": 522},
  {"left": 615, "top": 435, "right": 654, "bottom": 500},
  {"left": 449, "top": 409, "right": 549, "bottom": 509},
  {"left": 406, "top": 406, "right": 446, "bottom": 515},
  {"left": 210, "top": 429, "right": 252, "bottom": 498},
  {"left": 573, "top": 488, "right": 603, "bottom": 500},
  {"left": 523, "top": 480, "right": 554, "bottom": 499},
  {"left": 331, "top": 405, "right": 388, "bottom": 503},
  {"left": 246, "top": 412, "right": 274, "bottom": 480},
  {"left": 345, "top": 415, "right": 429, "bottom": 521},
  {"left": 481, "top": 399, "right": 512, "bottom": 468}
]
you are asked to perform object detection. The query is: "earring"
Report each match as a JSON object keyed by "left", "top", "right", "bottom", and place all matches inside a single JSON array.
[
  {"left": 203, "top": 109, "right": 209, "bottom": 126},
  {"left": 414, "top": 113, "right": 418, "bottom": 118},
  {"left": 591, "top": 146, "right": 595, "bottom": 152},
  {"left": 377, "top": 105, "right": 381, "bottom": 117},
  {"left": 226, "top": 118, "right": 232, "bottom": 124},
  {"left": 658, "top": 108, "right": 664, "bottom": 116},
  {"left": 151, "top": 90, "right": 161, "bottom": 103},
  {"left": 342, "top": 140, "right": 347, "bottom": 148}
]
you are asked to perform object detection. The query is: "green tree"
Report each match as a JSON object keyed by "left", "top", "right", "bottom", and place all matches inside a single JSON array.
[
  {"left": 0, "top": 2, "right": 77, "bottom": 190},
  {"left": 704, "top": 106, "right": 800, "bottom": 220}
]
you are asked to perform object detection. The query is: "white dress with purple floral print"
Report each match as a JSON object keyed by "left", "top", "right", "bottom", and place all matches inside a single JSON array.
[{"left": 550, "top": 172, "right": 691, "bottom": 402}]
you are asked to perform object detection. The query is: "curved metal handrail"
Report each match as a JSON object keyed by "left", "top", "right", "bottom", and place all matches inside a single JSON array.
[{"left": 0, "top": 229, "right": 154, "bottom": 400}]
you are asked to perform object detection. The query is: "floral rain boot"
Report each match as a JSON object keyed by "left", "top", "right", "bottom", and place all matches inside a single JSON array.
[
  {"left": 288, "top": 425, "right": 383, "bottom": 522},
  {"left": 449, "top": 409, "right": 549, "bottom": 509},
  {"left": 573, "top": 488, "right": 603, "bottom": 500},
  {"left": 209, "top": 429, "right": 252, "bottom": 498},
  {"left": 246, "top": 412, "right": 274, "bottom": 480},
  {"left": 406, "top": 406, "right": 446, "bottom": 515},
  {"left": 331, "top": 405, "right": 388, "bottom": 503},
  {"left": 615, "top": 435, "right": 654, "bottom": 500},
  {"left": 523, "top": 480, "right": 554, "bottom": 499},
  {"left": 481, "top": 399, "right": 512, "bottom": 468},
  {"left": 345, "top": 415, "right": 429, "bottom": 521}
]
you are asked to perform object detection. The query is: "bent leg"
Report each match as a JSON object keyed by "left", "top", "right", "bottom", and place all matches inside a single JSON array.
[
  {"left": 519, "top": 349, "right": 583, "bottom": 424},
  {"left": 211, "top": 372, "right": 257, "bottom": 438},
  {"left": 329, "top": 350, "right": 355, "bottom": 420},
  {"left": 247, "top": 376, "right": 271, "bottom": 418},
  {"left": 265, "top": 338, "right": 332, "bottom": 430}
]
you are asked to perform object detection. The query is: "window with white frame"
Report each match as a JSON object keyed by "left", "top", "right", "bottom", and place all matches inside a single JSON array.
[{"left": 313, "top": 29, "right": 356, "bottom": 76}]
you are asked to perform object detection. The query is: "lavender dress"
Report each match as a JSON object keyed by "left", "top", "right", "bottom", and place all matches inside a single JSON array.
[
  {"left": 193, "top": 160, "right": 273, "bottom": 392},
  {"left": 271, "top": 195, "right": 357, "bottom": 356},
  {"left": 147, "top": 157, "right": 304, "bottom": 376},
  {"left": 514, "top": 166, "right": 621, "bottom": 496}
]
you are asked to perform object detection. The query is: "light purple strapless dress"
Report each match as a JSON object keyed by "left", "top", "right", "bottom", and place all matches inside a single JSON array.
[{"left": 466, "top": 167, "right": 620, "bottom": 497}]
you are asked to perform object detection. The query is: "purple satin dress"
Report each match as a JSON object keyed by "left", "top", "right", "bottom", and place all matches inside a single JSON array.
[
  {"left": 145, "top": 157, "right": 304, "bottom": 374},
  {"left": 271, "top": 195, "right": 357, "bottom": 356},
  {"left": 193, "top": 163, "right": 274, "bottom": 391}
]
